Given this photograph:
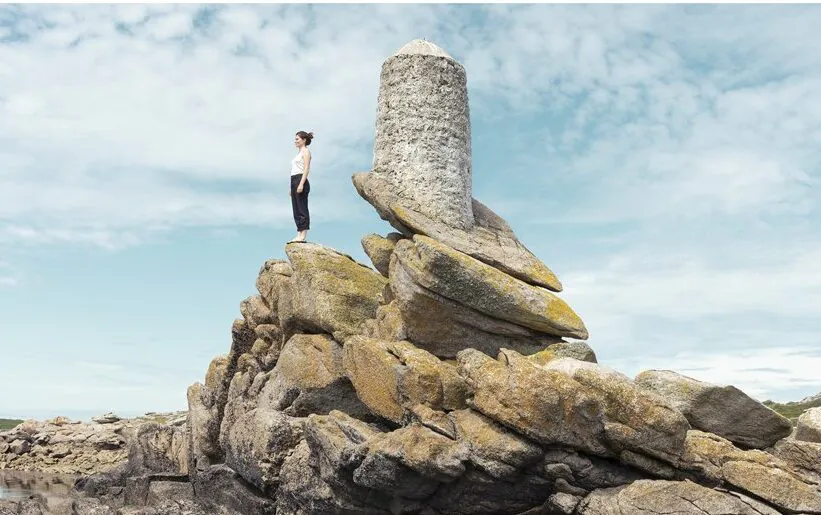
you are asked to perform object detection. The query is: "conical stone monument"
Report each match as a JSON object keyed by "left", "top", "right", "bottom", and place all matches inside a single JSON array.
[{"left": 373, "top": 39, "right": 474, "bottom": 231}]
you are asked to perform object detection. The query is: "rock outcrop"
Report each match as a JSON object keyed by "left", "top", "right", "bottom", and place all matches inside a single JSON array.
[
  {"left": 60, "top": 38, "right": 821, "bottom": 515},
  {"left": 635, "top": 369, "right": 793, "bottom": 449},
  {"left": 0, "top": 412, "right": 185, "bottom": 476}
]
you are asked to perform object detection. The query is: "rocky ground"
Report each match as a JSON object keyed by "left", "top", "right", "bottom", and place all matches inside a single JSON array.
[{"left": 0, "top": 412, "right": 186, "bottom": 476}]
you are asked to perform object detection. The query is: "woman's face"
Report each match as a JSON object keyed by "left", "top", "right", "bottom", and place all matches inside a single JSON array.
[{"left": 294, "top": 135, "right": 305, "bottom": 148}]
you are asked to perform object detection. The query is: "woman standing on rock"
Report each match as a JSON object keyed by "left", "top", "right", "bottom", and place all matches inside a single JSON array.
[{"left": 289, "top": 130, "right": 313, "bottom": 243}]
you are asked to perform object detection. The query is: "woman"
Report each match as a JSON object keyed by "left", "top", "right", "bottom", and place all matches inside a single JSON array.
[{"left": 289, "top": 130, "right": 313, "bottom": 243}]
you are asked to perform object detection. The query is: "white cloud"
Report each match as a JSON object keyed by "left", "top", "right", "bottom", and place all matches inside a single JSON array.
[
  {"left": 564, "top": 243, "right": 821, "bottom": 322},
  {"left": 4, "top": 5, "right": 819, "bottom": 244},
  {"left": 610, "top": 346, "right": 821, "bottom": 402}
]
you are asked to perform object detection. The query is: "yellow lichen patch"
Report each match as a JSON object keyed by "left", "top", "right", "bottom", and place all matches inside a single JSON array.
[
  {"left": 275, "top": 334, "right": 345, "bottom": 390},
  {"left": 286, "top": 243, "right": 388, "bottom": 340},
  {"left": 205, "top": 355, "right": 229, "bottom": 392},
  {"left": 545, "top": 299, "right": 589, "bottom": 340},
  {"left": 250, "top": 339, "right": 272, "bottom": 358},
  {"left": 522, "top": 260, "right": 563, "bottom": 292},
  {"left": 722, "top": 460, "right": 821, "bottom": 513},
  {"left": 344, "top": 336, "right": 404, "bottom": 423}
]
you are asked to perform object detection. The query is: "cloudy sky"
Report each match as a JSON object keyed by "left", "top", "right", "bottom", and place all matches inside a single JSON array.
[{"left": 1, "top": 4, "right": 820, "bottom": 420}]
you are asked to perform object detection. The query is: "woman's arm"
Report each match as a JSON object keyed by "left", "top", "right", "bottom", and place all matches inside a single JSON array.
[{"left": 297, "top": 150, "right": 311, "bottom": 192}]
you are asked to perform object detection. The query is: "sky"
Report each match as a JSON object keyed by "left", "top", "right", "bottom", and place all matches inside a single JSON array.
[{"left": 1, "top": 4, "right": 820, "bottom": 421}]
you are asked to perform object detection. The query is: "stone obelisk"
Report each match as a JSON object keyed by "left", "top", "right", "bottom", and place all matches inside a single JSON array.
[{"left": 372, "top": 39, "right": 474, "bottom": 230}]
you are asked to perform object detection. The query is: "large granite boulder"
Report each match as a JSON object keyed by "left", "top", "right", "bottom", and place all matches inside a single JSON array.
[
  {"left": 541, "top": 358, "right": 690, "bottom": 465},
  {"left": 458, "top": 350, "right": 690, "bottom": 466},
  {"left": 797, "top": 407, "right": 821, "bottom": 443},
  {"left": 635, "top": 369, "right": 792, "bottom": 449},
  {"left": 343, "top": 336, "right": 468, "bottom": 424},
  {"left": 257, "top": 333, "right": 372, "bottom": 420},
  {"left": 457, "top": 348, "right": 610, "bottom": 456},
  {"left": 391, "top": 235, "right": 587, "bottom": 339},
  {"left": 284, "top": 242, "right": 388, "bottom": 342}
]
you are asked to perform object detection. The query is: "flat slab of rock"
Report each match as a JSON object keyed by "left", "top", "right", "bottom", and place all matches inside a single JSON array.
[
  {"left": 528, "top": 340, "right": 597, "bottom": 365},
  {"left": 92, "top": 413, "right": 122, "bottom": 424},
  {"left": 382, "top": 260, "right": 562, "bottom": 358},
  {"left": 681, "top": 430, "right": 821, "bottom": 513},
  {"left": 353, "top": 171, "right": 563, "bottom": 290},
  {"left": 577, "top": 479, "right": 782, "bottom": 514},
  {"left": 392, "top": 235, "right": 587, "bottom": 339},
  {"left": 797, "top": 407, "right": 821, "bottom": 443},
  {"left": 634, "top": 369, "right": 792, "bottom": 449}
]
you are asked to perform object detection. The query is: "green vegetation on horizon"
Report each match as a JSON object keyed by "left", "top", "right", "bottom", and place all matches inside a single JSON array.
[
  {"left": 764, "top": 397, "right": 821, "bottom": 424},
  {"left": 0, "top": 418, "right": 23, "bottom": 431}
]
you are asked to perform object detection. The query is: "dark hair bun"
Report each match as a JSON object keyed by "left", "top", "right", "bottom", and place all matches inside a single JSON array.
[{"left": 297, "top": 130, "right": 314, "bottom": 146}]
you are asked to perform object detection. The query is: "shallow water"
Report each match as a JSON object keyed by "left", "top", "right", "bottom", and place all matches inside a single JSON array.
[{"left": 0, "top": 469, "right": 78, "bottom": 512}]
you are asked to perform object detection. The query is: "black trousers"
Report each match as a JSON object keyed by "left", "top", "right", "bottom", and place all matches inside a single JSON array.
[{"left": 290, "top": 174, "right": 310, "bottom": 231}]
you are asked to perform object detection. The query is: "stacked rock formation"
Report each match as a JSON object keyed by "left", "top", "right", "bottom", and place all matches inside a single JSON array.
[{"left": 73, "top": 39, "right": 821, "bottom": 515}]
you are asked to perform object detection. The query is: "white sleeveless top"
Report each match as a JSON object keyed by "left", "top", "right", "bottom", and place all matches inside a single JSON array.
[{"left": 290, "top": 151, "right": 305, "bottom": 176}]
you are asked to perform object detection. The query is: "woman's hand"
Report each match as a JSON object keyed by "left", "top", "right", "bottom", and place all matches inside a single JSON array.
[{"left": 297, "top": 183, "right": 304, "bottom": 194}]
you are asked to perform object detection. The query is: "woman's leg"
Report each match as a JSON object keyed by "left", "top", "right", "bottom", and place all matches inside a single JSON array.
[
  {"left": 298, "top": 180, "right": 310, "bottom": 233},
  {"left": 290, "top": 178, "right": 310, "bottom": 241},
  {"left": 290, "top": 177, "right": 299, "bottom": 229}
]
